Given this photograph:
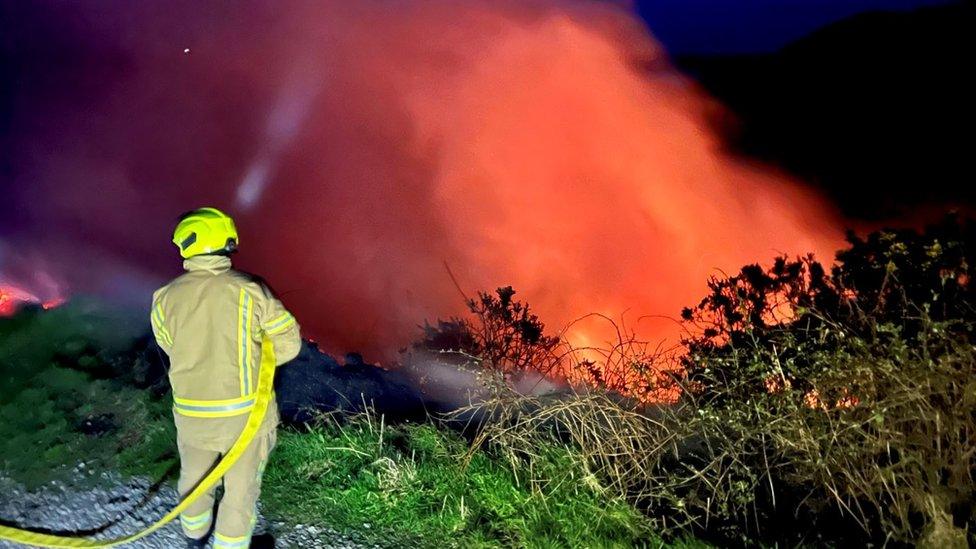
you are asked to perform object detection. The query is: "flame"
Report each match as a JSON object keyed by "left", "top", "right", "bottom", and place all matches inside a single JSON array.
[
  {"left": 0, "top": 283, "right": 65, "bottom": 316},
  {"left": 42, "top": 297, "right": 67, "bottom": 310}
]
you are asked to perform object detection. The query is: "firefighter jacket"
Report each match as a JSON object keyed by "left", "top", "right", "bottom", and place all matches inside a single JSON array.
[{"left": 150, "top": 254, "right": 301, "bottom": 450}]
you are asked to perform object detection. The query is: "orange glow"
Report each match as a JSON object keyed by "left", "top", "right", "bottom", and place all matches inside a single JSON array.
[
  {"left": 0, "top": 284, "right": 39, "bottom": 316},
  {"left": 762, "top": 298, "right": 799, "bottom": 326},
  {"left": 765, "top": 374, "right": 793, "bottom": 393},
  {"left": 804, "top": 389, "right": 827, "bottom": 410},
  {"left": 42, "top": 297, "right": 67, "bottom": 310},
  {"left": 236, "top": 1, "right": 844, "bottom": 366},
  {"left": 9, "top": 2, "right": 848, "bottom": 402},
  {"left": 804, "top": 388, "right": 860, "bottom": 410},
  {"left": 835, "top": 388, "right": 860, "bottom": 409},
  {"left": 0, "top": 284, "right": 66, "bottom": 317}
]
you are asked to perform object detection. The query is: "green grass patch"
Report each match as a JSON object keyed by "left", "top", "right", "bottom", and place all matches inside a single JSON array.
[
  {"left": 0, "top": 300, "right": 177, "bottom": 488},
  {"left": 263, "top": 411, "right": 674, "bottom": 548}
]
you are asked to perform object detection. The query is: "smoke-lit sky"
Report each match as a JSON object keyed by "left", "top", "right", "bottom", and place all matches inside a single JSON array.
[{"left": 0, "top": 0, "right": 964, "bottom": 359}]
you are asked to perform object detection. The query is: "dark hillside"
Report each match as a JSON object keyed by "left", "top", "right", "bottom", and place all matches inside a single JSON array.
[{"left": 679, "top": 2, "right": 974, "bottom": 220}]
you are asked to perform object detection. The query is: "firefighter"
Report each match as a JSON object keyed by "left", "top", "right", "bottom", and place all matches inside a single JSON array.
[{"left": 151, "top": 207, "right": 301, "bottom": 549}]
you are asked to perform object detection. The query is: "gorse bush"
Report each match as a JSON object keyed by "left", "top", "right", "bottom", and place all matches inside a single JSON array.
[
  {"left": 417, "top": 286, "right": 560, "bottom": 377},
  {"left": 674, "top": 214, "right": 975, "bottom": 546},
  {"left": 457, "top": 215, "right": 975, "bottom": 547}
]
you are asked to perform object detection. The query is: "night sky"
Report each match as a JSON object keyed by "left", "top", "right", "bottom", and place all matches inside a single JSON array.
[{"left": 633, "top": 0, "right": 955, "bottom": 53}]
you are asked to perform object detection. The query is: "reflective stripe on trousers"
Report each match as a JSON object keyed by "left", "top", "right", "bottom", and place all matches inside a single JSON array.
[
  {"left": 180, "top": 509, "right": 212, "bottom": 533},
  {"left": 214, "top": 532, "right": 250, "bottom": 548}
]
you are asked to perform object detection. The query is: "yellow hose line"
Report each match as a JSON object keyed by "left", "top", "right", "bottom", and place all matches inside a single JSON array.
[{"left": 0, "top": 336, "right": 278, "bottom": 548}]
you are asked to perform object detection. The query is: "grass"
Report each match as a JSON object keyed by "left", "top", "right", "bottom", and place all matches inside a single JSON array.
[
  {"left": 0, "top": 299, "right": 177, "bottom": 488},
  {"left": 0, "top": 302, "right": 704, "bottom": 548},
  {"left": 263, "top": 410, "right": 680, "bottom": 548}
]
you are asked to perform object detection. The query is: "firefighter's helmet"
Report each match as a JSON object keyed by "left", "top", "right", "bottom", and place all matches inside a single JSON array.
[{"left": 172, "top": 207, "right": 239, "bottom": 259}]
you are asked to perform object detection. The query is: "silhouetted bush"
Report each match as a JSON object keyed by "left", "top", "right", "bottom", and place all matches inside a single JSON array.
[{"left": 416, "top": 286, "right": 560, "bottom": 377}]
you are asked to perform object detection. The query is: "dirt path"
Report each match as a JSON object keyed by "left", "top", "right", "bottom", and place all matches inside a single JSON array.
[{"left": 0, "top": 466, "right": 377, "bottom": 549}]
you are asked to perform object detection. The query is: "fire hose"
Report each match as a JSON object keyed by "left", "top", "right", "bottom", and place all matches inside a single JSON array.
[{"left": 0, "top": 336, "right": 278, "bottom": 548}]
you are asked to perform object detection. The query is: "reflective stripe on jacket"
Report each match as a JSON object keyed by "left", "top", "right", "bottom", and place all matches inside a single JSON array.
[{"left": 151, "top": 254, "right": 301, "bottom": 448}]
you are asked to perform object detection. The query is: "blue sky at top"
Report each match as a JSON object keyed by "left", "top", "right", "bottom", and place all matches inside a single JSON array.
[{"left": 632, "top": 0, "right": 956, "bottom": 53}]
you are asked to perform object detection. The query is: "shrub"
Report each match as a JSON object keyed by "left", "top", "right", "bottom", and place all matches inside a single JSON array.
[
  {"left": 672, "top": 214, "right": 975, "bottom": 546},
  {"left": 417, "top": 286, "right": 560, "bottom": 377},
  {"left": 454, "top": 215, "right": 975, "bottom": 547}
]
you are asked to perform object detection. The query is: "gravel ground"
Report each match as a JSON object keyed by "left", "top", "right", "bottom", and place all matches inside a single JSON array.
[{"left": 0, "top": 464, "right": 380, "bottom": 549}]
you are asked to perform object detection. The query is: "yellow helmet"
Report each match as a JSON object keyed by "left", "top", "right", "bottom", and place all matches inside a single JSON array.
[{"left": 172, "top": 207, "right": 239, "bottom": 259}]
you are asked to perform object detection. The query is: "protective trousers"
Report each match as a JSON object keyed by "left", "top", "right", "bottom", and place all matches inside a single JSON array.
[{"left": 177, "top": 428, "right": 277, "bottom": 548}]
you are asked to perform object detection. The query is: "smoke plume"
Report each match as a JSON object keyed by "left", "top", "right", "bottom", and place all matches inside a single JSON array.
[{"left": 0, "top": 1, "right": 842, "bottom": 359}]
